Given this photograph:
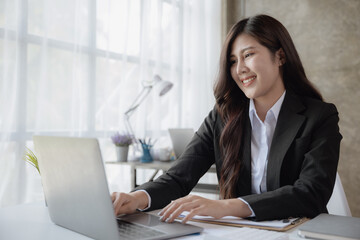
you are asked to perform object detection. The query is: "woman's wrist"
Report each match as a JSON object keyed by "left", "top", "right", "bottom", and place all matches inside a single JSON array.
[
  {"left": 220, "top": 198, "right": 252, "bottom": 218},
  {"left": 131, "top": 191, "right": 150, "bottom": 210}
]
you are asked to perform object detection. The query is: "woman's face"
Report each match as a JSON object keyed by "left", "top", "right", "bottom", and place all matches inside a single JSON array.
[{"left": 230, "top": 33, "right": 285, "bottom": 104}]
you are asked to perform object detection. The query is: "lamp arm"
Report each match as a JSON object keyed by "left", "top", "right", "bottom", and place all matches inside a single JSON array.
[
  {"left": 124, "top": 114, "right": 139, "bottom": 150},
  {"left": 124, "top": 86, "right": 153, "bottom": 151},
  {"left": 124, "top": 86, "right": 152, "bottom": 117}
]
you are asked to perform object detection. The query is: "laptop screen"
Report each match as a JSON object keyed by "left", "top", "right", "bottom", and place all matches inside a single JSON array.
[{"left": 33, "top": 135, "right": 203, "bottom": 240}]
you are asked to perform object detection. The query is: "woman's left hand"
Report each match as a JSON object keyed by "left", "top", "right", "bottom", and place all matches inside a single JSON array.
[
  {"left": 158, "top": 194, "right": 251, "bottom": 224},
  {"left": 158, "top": 195, "right": 225, "bottom": 224}
]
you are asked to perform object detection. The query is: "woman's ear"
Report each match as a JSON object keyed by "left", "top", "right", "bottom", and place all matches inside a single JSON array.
[{"left": 276, "top": 48, "right": 286, "bottom": 66}]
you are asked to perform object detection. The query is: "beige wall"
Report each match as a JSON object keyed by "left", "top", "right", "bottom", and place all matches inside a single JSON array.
[{"left": 224, "top": 0, "right": 360, "bottom": 217}]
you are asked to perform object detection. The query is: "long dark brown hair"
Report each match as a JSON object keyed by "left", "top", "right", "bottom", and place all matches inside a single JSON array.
[{"left": 214, "top": 14, "right": 322, "bottom": 199}]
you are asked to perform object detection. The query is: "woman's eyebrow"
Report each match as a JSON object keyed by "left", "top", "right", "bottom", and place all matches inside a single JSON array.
[
  {"left": 230, "top": 46, "right": 256, "bottom": 57},
  {"left": 241, "top": 46, "right": 256, "bottom": 53}
]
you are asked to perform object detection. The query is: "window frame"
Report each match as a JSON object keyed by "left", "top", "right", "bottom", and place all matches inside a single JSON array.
[{"left": 0, "top": 0, "right": 184, "bottom": 144}]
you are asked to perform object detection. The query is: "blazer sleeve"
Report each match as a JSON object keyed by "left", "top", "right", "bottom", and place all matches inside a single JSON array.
[
  {"left": 134, "top": 108, "right": 218, "bottom": 211},
  {"left": 242, "top": 103, "right": 342, "bottom": 221}
]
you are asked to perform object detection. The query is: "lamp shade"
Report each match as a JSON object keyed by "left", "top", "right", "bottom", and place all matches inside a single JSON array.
[{"left": 153, "top": 75, "right": 173, "bottom": 96}]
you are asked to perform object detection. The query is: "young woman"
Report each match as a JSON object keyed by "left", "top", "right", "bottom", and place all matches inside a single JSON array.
[{"left": 112, "top": 14, "right": 342, "bottom": 223}]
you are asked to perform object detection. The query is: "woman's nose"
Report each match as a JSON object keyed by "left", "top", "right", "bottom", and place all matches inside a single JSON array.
[{"left": 236, "top": 60, "right": 247, "bottom": 75}]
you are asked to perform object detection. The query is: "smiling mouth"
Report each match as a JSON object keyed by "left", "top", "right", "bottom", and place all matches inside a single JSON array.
[{"left": 241, "top": 76, "right": 256, "bottom": 84}]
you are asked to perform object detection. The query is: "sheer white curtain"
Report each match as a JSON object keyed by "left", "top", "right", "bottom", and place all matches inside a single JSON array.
[{"left": 0, "top": 0, "right": 221, "bottom": 206}]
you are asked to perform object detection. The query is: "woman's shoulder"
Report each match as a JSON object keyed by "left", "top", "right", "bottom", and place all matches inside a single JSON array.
[
  {"left": 291, "top": 93, "right": 339, "bottom": 118},
  {"left": 206, "top": 105, "right": 224, "bottom": 122},
  {"left": 302, "top": 95, "right": 337, "bottom": 109},
  {"left": 199, "top": 105, "right": 225, "bottom": 132}
]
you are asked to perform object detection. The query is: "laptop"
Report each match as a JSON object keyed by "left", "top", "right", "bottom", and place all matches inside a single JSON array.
[
  {"left": 168, "top": 128, "right": 195, "bottom": 159},
  {"left": 33, "top": 136, "right": 203, "bottom": 240}
]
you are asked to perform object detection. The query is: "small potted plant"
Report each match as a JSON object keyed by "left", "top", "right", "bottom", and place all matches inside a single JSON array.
[{"left": 111, "top": 132, "right": 133, "bottom": 162}]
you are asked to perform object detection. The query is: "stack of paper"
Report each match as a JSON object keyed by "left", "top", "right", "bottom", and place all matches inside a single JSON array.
[{"left": 179, "top": 211, "right": 305, "bottom": 232}]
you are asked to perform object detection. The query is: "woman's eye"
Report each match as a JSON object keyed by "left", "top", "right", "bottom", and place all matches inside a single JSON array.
[
  {"left": 244, "top": 53, "right": 254, "bottom": 58},
  {"left": 230, "top": 59, "right": 237, "bottom": 65}
]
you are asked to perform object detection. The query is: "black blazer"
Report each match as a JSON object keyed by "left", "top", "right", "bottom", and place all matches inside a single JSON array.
[{"left": 136, "top": 92, "right": 342, "bottom": 221}]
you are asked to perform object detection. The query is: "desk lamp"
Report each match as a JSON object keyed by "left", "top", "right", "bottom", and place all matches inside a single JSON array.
[{"left": 124, "top": 75, "right": 173, "bottom": 152}]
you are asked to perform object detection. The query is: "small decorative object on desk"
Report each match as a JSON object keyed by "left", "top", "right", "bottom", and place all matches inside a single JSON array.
[
  {"left": 139, "top": 138, "right": 154, "bottom": 163},
  {"left": 151, "top": 147, "right": 171, "bottom": 161},
  {"left": 111, "top": 132, "right": 133, "bottom": 162}
]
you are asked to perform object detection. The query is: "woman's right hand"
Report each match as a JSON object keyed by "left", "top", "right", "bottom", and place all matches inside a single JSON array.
[{"left": 111, "top": 191, "right": 149, "bottom": 216}]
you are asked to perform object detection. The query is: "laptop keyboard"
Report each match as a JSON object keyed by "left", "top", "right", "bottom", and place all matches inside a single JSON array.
[{"left": 117, "top": 219, "right": 166, "bottom": 239}]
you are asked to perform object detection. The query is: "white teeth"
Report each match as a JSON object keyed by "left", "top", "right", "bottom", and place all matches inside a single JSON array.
[{"left": 242, "top": 76, "right": 256, "bottom": 83}]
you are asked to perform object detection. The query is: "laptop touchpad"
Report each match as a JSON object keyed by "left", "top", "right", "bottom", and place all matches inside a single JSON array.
[{"left": 119, "top": 212, "right": 162, "bottom": 227}]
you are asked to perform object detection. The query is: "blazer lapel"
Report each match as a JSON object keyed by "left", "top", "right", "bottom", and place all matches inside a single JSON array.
[
  {"left": 237, "top": 113, "right": 252, "bottom": 196},
  {"left": 266, "top": 92, "right": 306, "bottom": 191}
]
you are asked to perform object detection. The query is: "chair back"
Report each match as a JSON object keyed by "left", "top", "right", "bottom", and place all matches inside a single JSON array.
[{"left": 326, "top": 172, "right": 352, "bottom": 216}]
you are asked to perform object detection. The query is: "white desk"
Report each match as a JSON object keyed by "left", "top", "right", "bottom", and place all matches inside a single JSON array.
[
  {"left": 0, "top": 203, "right": 91, "bottom": 240},
  {"left": 0, "top": 203, "right": 308, "bottom": 240}
]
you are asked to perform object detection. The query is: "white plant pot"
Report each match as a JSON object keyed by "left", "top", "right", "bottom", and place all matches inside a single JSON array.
[{"left": 116, "top": 146, "right": 129, "bottom": 162}]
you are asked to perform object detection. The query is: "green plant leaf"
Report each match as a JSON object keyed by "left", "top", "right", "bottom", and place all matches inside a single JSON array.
[{"left": 23, "top": 147, "right": 40, "bottom": 174}]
